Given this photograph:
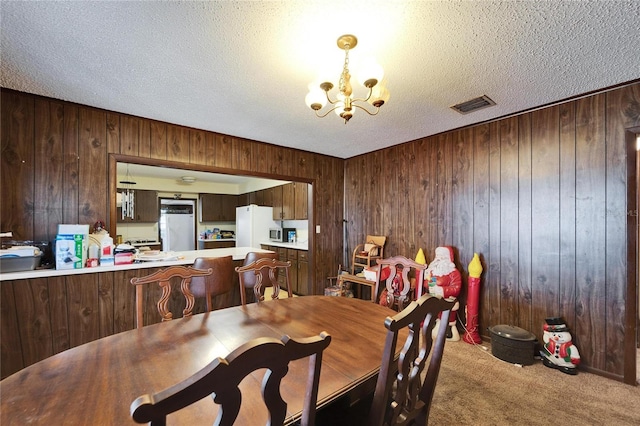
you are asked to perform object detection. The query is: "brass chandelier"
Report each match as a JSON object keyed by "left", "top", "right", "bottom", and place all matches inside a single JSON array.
[{"left": 305, "top": 34, "right": 389, "bottom": 124}]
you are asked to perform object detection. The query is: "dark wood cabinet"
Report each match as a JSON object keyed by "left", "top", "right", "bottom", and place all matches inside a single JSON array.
[
  {"left": 293, "top": 182, "right": 308, "bottom": 220},
  {"left": 271, "top": 185, "right": 283, "bottom": 220},
  {"left": 281, "top": 183, "right": 295, "bottom": 220},
  {"left": 200, "top": 240, "right": 235, "bottom": 249},
  {"left": 297, "top": 250, "right": 309, "bottom": 295},
  {"left": 261, "top": 187, "right": 274, "bottom": 207},
  {"left": 199, "top": 194, "right": 238, "bottom": 222},
  {"left": 287, "top": 248, "right": 298, "bottom": 294},
  {"left": 246, "top": 183, "right": 306, "bottom": 220},
  {"left": 287, "top": 248, "right": 309, "bottom": 295},
  {"left": 117, "top": 189, "right": 158, "bottom": 222}
]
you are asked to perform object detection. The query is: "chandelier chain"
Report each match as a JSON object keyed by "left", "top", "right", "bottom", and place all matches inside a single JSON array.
[{"left": 339, "top": 43, "right": 350, "bottom": 95}]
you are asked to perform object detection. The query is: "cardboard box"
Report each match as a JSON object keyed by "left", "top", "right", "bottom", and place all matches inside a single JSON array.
[
  {"left": 363, "top": 265, "right": 379, "bottom": 281},
  {"left": 55, "top": 234, "right": 86, "bottom": 269},
  {"left": 55, "top": 224, "right": 89, "bottom": 270}
]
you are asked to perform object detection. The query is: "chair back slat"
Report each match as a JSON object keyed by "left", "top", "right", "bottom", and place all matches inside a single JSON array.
[
  {"left": 368, "top": 294, "right": 456, "bottom": 426},
  {"left": 236, "top": 257, "right": 292, "bottom": 305},
  {"left": 131, "top": 332, "right": 331, "bottom": 426},
  {"left": 376, "top": 255, "right": 427, "bottom": 311},
  {"left": 130, "top": 265, "right": 212, "bottom": 328}
]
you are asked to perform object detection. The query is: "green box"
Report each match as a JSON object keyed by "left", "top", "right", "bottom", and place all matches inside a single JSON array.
[{"left": 55, "top": 234, "right": 86, "bottom": 269}]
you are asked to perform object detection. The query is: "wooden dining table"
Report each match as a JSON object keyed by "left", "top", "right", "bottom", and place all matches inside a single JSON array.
[{"left": 0, "top": 295, "right": 401, "bottom": 425}]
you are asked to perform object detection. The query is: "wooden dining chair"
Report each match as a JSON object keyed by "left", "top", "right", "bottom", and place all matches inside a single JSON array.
[
  {"left": 236, "top": 253, "right": 292, "bottom": 305},
  {"left": 190, "top": 256, "right": 235, "bottom": 312},
  {"left": 376, "top": 255, "right": 427, "bottom": 311},
  {"left": 366, "top": 294, "right": 456, "bottom": 426},
  {"left": 130, "top": 265, "right": 212, "bottom": 329},
  {"left": 131, "top": 332, "right": 332, "bottom": 426}
]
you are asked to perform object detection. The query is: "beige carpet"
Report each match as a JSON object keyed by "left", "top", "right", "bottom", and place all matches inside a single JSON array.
[{"left": 430, "top": 340, "right": 640, "bottom": 425}]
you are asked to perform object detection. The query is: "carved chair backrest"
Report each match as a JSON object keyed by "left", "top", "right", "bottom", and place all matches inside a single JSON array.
[
  {"left": 190, "top": 256, "right": 234, "bottom": 311},
  {"left": 235, "top": 257, "right": 292, "bottom": 305},
  {"left": 131, "top": 332, "right": 332, "bottom": 426},
  {"left": 367, "top": 294, "right": 456, "bottom": 426},
  {"left": 376, "top": 255, "right": 427, "bottom": 311},
  {"left": 130, "top": 265, "right": 212, "bottom": 329},
  {"left": 238, "top": 252, "right": 279, "bottom": 301}
]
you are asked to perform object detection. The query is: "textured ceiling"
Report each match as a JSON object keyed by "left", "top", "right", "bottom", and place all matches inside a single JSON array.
[{"left": 2, "top": 1, "right": 639, "bottom": 159}]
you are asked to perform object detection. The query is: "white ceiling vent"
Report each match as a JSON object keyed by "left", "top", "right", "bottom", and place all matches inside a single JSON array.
[{"left": 451, "top": 95, "right": 496, "bottom": 114}]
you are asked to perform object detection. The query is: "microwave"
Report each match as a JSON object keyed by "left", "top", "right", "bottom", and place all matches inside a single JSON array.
[{"left": 269, "top": 227, "right": 296, "bottom": 242}]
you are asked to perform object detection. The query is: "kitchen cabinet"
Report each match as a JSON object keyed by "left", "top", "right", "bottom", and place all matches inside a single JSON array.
[
  {"left": 287, "top": 249, "right": 298, "bottom": 293},
  {"left": 259, "top": 187, "right": 273, "bottom": 207},
  {"left": 117, "top": 189, "right": 158, "bottom": 222},
  {"left": 255, "top": 183, "right": 307, "bottom": 220},
  {"left": 297, "top": 250, "right": 309, "bottom": 295},
  {"left": 287, "top": 248, "right": 309, "bottom": 295},
  {"left": 199, "top": 194, "right": 238, "bottom": 222},
  {"left": 281, "top": 183, "right": 295, "bottom": 220},
  {"left": 271, "top": 185, "right": 283, "bottom": 220},
  {"left": 246, "top": 183, "right": 305, "bottom": 220},
  {"left": 270, "top": 183, "right": 295, "bottom": 220},
  {"left": 199, "top": 240, "right": 235, "bottom": 249},
  {"left": 293, "top": 182, "right": 308, "bottom": 220}
]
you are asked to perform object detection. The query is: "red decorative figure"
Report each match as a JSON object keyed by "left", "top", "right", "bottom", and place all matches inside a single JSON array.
[
  {"left": 424, "top": 246, "right": 462, "bottom": 340},
  {"left": 463, "top": 253, "right": 483, "bottom": 344}
]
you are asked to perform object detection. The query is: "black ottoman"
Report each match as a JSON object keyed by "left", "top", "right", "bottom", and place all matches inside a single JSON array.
[{"left": 489, "top": 324, "right": 537, "bottom": 365}]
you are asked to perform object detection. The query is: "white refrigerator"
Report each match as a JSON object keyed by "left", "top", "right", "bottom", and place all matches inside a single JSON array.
[
  {"left": 160, "top": 200, "right": 196, "bottom": 252},
  {"left": 236, "top": 205, "right": 278, "bottom": 248}
]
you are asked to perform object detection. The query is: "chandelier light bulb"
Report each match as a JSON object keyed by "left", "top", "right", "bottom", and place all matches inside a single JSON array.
[
  {"left": 354, "top": 58, "right": 384, "bottom": 88},
  {"left": 369, "top": 80, "right": 390, "bottom": 107},
  {"left": 305, "top": 89, "right": 327, "bottom": 110}
]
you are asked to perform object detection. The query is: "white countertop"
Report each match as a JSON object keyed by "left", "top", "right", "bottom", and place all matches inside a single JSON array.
[
  {"left": 260, "top": 241, "right": 308, "bottom": 251},
  {"left": 198, "top": 238, "right": 236, "bottom": 242},
  {"left": 0, "top": 247, "right": 274, "bottom": 281}
]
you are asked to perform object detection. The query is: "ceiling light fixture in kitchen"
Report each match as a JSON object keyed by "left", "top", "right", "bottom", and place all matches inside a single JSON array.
[
  {"left": 305, "top": 34, "right": 390, "bottom": 124},
  {"left": 119, "top": 165, "right": 137, "bottom": 220},
  {"left": 181, "top": 176, "right": 196, "bottom": 184}
]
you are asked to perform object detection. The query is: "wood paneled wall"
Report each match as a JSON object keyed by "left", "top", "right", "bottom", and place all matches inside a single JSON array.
[
  {"left": 345, "top": 83, "right": 640, "bottom": 382},
  {"left": 1, "top": 88, "right": 344, "bottom": 294},
  {"left": 1, "top": 89, "right": 345, "bottom": 377},
  {"left": 2, "top": 84, "right": 639, "bottom": 382}
]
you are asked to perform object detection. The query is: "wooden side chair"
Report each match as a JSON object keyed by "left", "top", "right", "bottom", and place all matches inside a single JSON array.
[
  {"left": 237, "top": 251, "right": 279, "bottom": 304},
  {"left": 190, "top": 256, "right": 235, "bottom": 312},
  {"left": 351, "top": 235, "right": 386, "bottom": 275},
  {"left": 376, "top": 255, "right": 427, "bottom": 311},
  {"left": 236, "top": 255, "right": 292, "bottom": 305},
  {"left": 131, "top": 332, "right": 332, "bottom": 426},
  {"left": 130, "top": 265, "right": 212, "bottom": 329},
  {"left": 367, "top": 294, "right": 456, "bottom": 426}
]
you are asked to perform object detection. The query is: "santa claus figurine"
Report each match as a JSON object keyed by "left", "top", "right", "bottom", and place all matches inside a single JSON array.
[
  {"left": 424, "top": 246, "right": 462, "bottom": 340},
  {"left": 540, "top": 317, "right": 580, "bottom": 375}
]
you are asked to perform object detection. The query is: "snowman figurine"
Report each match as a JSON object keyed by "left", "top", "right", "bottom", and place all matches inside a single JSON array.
[{"left": 540, "top": 317, "right": 580, "bottom": 375}]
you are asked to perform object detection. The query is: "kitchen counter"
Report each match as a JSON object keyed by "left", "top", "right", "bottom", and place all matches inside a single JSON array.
[
  {"left": 0, "top": 247, "right": 273, "bottom": 281},
  {"left": 260, "top": 241, "right": 308, "bottom": 251}
]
